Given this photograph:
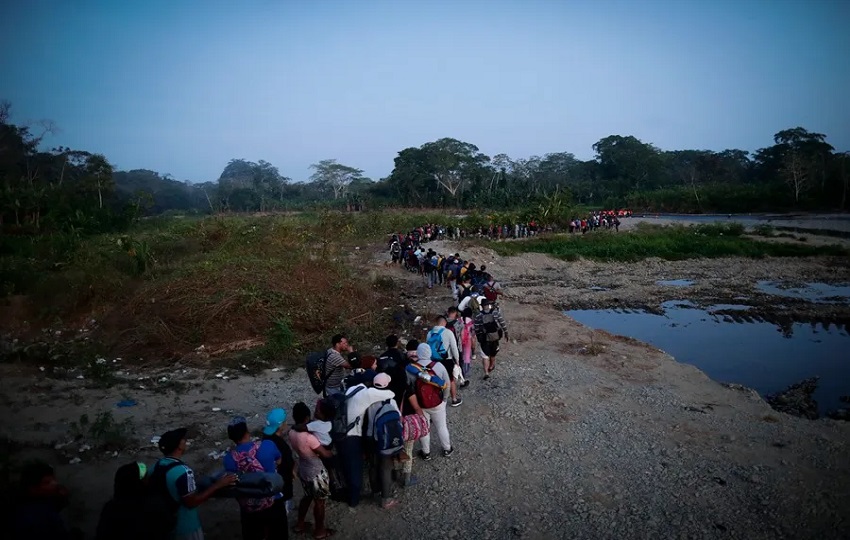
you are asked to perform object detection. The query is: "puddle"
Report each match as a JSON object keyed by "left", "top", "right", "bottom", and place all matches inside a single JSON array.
[
  {"left": 566, "top": 302, "right": 850, "bottom": 415},
  {"left": 756, "top": 281, "right": 850, "bottom": 304},
  {"left": 657, "top": 279, "right": 695, "bottom": 287},
  {"left": 589, "top": 286, "right": 609, "bottom": 291}
]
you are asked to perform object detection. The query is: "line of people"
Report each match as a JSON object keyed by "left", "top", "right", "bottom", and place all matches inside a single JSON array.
[
  {"left": 568, "top": 210, "right": 627, "bottom": 234},
  {"left": 14, "top": 248, "right": 510, "bottom": 540}
]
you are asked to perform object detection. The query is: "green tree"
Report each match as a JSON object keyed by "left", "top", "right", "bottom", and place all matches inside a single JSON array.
[
  {"left": 592, "top": 135, "right": 664, "bottom": 199},
  {"left": 309, "top": 159, "right": 364, "bottom": 200}
]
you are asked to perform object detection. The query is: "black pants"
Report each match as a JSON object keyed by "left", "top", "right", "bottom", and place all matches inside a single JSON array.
[{"left": 240, "top": 498, "right": 288, "bottom": 540}]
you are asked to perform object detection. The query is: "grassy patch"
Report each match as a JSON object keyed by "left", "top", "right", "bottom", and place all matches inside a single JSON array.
[
  {"left": 489, "top": 223, "right": 848, "bottom": 262},
  {"left": 2, "top": 213, "right": 406, "bottom": 367},
  {"left": 70, "top": 411, "right": 135, "bottom": 451}
]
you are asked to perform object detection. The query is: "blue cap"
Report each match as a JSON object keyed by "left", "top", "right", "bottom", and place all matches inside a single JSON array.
[{"left": 263, "top": 408, "right": 287, "bottom": 435}]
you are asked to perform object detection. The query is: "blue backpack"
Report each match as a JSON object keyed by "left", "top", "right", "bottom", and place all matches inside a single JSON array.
[
  {"left": 427, "top": 328, "right": 447, "bottom": 360},
  {"left": 372, "top": 400, "right": 403, "bottom": 456}
]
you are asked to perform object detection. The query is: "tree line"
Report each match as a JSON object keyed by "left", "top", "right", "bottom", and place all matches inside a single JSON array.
[
  {"left": 2, "top": 97, "right": 848, "bottom": 239},
  {"left": 188, "top": 128, "right": 850, "bottom": 214}
]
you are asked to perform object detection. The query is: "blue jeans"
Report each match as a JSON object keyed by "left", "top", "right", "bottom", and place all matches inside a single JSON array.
[{"left": 338, "top": 436, "right": 363, "bottom": 507}]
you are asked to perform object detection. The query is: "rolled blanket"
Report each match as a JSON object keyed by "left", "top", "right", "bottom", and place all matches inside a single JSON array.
[{"left": 402, "top": 414, "right": 429, "bottom": 442}]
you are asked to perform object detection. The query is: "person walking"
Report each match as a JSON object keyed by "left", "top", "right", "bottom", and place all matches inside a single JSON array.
[
  {"left": 474, "top": 298, "right": 509, "bottom": 379},
  {"left": 150, "top": 428, "right": 237, "bottom": 540},
  {"left": 415, "top": 343, "right": 453, "bottom": 459},
  {"left": 426, "top": 316, "right": 463, "bottom": 406}
]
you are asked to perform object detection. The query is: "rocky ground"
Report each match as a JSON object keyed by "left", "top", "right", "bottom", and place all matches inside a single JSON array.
[{"left": 1, "top": 239, "right": 849, "bottom": 539}]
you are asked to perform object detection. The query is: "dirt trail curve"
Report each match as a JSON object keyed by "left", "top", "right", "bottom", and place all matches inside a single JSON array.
[{"left": 0, "top": 240, "right": 848, "bottom": 540}]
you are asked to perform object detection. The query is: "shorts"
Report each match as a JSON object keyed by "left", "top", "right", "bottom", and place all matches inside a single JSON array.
[
  {"left": 438, "top": 359, "right": 456, "bottom": 380},
  {"left": 479, "top": 340, "right": 500, "bottom": 358},
  {"left": 300, "top": 468, "right": 331, "bottom": 500}
]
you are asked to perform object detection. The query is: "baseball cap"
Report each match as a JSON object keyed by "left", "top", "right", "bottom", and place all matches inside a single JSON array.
[
  {"left": 373, "top": 373, "right": 391, "bottom": 389},
  {"left": 158, "top": 428, "right": 188, "bottom": 454},
  {"left": 263, "top": 408, "right": 287, "bottom": 435}
]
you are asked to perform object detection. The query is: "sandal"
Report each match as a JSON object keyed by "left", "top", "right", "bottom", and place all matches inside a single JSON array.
[{"left": 313, "top": 529, "right": 336, "bottom": 540}]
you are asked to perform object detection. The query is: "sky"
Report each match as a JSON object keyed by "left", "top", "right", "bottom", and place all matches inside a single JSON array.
[{"left": 1, "top": 0, "right": 849, "bottom": 183}]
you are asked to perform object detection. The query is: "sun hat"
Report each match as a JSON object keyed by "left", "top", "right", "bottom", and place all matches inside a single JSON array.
[{"left": 263, "top": 408, "right": 287, "bottom": 435}]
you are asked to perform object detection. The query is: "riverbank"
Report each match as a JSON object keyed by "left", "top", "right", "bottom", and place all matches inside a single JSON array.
[
  {"left": 1, "top": 238, "right": 849, "bottom": 539},
  {"left": 623, "top": 213, "right": 850, "bottom": 238}
]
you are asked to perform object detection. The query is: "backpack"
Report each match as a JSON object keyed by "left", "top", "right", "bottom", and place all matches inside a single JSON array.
[
  {"left": 329, "top": 385, "right": 366, "bottom": 442},
  {"left": 372, "top": 400, "right": 404, "bottom": 456},
  {"left": 426, "top": 328, "right": 447, "bottom": 361},
  {"left": 414, "top": 362, "right": 444, "bottom": 409},
  {"left": 229, "top": 442, "right": 275, "bottom": 512},
  {"left": 480, "top": 311, "right": 501, "bottom": 341},
  {"left": 461, "top": 318, "right": 475, "bottom": 351},
  {"left": 482, "top": 283, "right": 499, "bottom": 302},
  {"left": 147, "top": 460, "right": 185, "bottom": 536},
  {"left": 305, "top": 351, "right": 330, "bottom": 394}
]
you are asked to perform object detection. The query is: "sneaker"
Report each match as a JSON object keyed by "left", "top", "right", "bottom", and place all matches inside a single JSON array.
[
  {"left": 419, "top": 451, "right": 432, "bottom": 461},
  {"left": 451, "top": 397, "right": 463, "bottom": 407},
  {"left": 442, "top": 447, "right": 454, "bottom": 457},
  {"left": 460, "top": 380, "right": 470, "bottom": 389}
]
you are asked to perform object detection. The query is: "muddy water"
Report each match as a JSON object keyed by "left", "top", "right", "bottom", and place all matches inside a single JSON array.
[{"left": 567, "top": 299, "right": 850, "bottom": 415}]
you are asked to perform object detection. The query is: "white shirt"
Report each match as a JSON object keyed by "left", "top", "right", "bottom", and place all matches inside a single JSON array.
[
  {"left": 307, "top": 420, "right": 332, "bottom": 446},
  {"left": 344, "top": 385, "right": 395, "bottom": 437}
]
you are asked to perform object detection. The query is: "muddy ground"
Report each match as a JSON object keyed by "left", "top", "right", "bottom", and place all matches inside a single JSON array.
[{"left": 1, "top": 232, "right": 849, "bottom": 539}]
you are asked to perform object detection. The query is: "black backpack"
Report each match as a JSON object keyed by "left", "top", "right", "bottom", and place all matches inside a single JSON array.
[
  {"left": 305, "top": 351, "right": 331, "bottom": 395},
  {"left": 146, "top": 460, "right": 184, "bottom": 538},
  {"left": 329, "top": 386, "right": 365, "bottom": 443}
]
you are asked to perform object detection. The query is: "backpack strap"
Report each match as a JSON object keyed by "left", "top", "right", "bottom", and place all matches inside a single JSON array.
[{"left": 151, "top": 459, "right": 185, "bottom": 505}]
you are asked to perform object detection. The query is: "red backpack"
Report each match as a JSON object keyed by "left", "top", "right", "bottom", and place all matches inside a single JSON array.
[
  {"left": 415, "top": 362, "right": 444, "bottom": 409},
  {"left": 230, "top": 442, "right": 275, "bottom": 512},
  {"left": 482, "top": 283, "right": 499, "bottom": 302}
]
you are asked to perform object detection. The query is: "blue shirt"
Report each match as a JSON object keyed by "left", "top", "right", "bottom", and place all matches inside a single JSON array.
[{"left": 223, "top": 439, "right": 281, "bottom": 474}]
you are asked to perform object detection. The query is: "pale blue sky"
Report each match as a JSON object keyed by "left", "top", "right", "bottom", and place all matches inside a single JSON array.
[{"left": 2, "top": 0, "right": 848, "bottom": 182}]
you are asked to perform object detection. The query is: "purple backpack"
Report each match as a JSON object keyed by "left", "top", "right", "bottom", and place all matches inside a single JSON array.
[{"left": 230, "top": 442, "right": 275, "bottom": 512}]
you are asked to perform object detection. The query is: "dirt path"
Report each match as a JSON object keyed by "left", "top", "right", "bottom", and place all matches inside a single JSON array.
[{"left": 1, "top": 240, "right": 849, "bottom": 539}]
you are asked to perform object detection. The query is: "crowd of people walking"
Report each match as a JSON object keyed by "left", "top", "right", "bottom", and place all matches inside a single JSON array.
[{"left": 12, "top": 234, "right": 509, "bottom": 540}]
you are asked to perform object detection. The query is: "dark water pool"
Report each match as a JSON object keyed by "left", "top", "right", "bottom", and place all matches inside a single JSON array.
[{"left": 567, "top": 300, "right": 850, "bottom": 415}]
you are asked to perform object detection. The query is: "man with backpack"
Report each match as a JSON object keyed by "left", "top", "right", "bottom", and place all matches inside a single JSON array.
[
  {"left": 414, "top": 343, "right": 453, "bottom": 459},
  {"left": 365, "top": 373, "right": 403, "bottom": 509},
  {"left": 223, "top": 417, "right": 287, "bottom": 540},
  {"left": 474, "top": 298, "right": 509, "bottom": 379},
  {"left": 332, "top": 371, "right": 395, "bottom": 508},
  {"left": 426, "top": 316, "right": 462, "bottom": 407},
  {"left": 445, "top": 307, "right": 471, "bottom": 388},
  {"left": 150, "top": 428, "right": 237, "bottom": 540},
  {"left": 481, "top": 275, "right": 502, "bottom": 303},
  {"left": 324, "top": 334, "right": 355, "bottom": 395}
]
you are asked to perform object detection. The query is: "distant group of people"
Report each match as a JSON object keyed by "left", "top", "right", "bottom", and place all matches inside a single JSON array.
[
  {"left": 390, "top": 221, "right": 544, "bottom": 250},
  {"left": 568, "top": 209, "right": 630, "bottom": 234}
]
